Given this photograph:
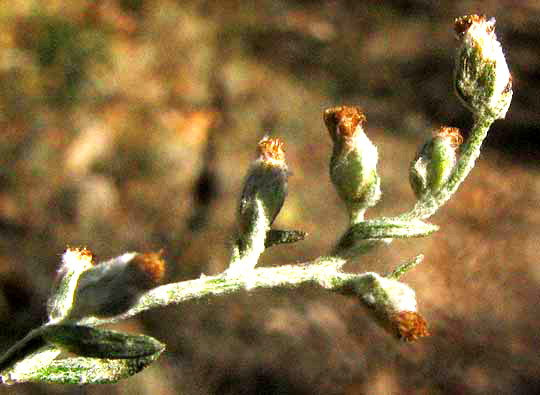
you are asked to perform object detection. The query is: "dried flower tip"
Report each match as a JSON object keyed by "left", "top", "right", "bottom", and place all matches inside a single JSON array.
[
  {"left": 56, "top": 247, "right": 95, "bottom": 283},
  {"left": 391, "top": 311, "right": 430, "bottom": 341},
  {"left": 129, "top": 251, "right": 166, "bottom": 289},
  {"left": 454, "top": 14, "right": 494, "bottom": 38},
  {"left": 258, "top": 136, "right": 285, "bottom": 166},
  {"left": 455, "top": 15, "right": 500, "bottom": 61},
  {"left": 62, "top": 247, "right": 95, "bottom": 270},
  {"left": 323, "top": 106, "right": 366, "bottom": 143},
  {"left": 75, "top": 247, "right": 95, "bottom": 263},
  {"left": 434, "top": 126, "right": 463, "bottom": 150}
]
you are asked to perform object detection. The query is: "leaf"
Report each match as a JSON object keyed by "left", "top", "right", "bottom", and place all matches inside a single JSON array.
[
  {"left": 265, "top": 229, "right": 307, "bottom": 248},
  {"left": 335, "top": 218, "right": 438, "bottom": 252},
  {"left": 42, "top": 325, "right": 164, "bottom": 359},
  {"left": 26, "top": 354, "right": 162, "bottom": 384},
  {"left": 386, "top": 255, "right": 425, "bottom": 280}
]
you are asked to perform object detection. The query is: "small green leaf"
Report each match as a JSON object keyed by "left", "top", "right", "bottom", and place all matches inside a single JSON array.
[
  {"left": 386, "top": 255, "right": 425, "bottom": 280},
  {"left": 42, "top": 325, "right": 164, "bottom": 359},
  {"left": 265, "top": 229, "right": 307, "bottom": 248}
]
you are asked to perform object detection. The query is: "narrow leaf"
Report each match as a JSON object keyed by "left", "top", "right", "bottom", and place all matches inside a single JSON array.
[
  {"left": 265, "top": 229, "right": 307, "bottom": 248},
  {"left": 386, "top": 255, "right": 425, "bottom": 280},
  {"left": 42, "top": 325, "right": 165, "bottom": 359},
  {"left": 336, "top": 218, "right": 438, "bottom": 252}
]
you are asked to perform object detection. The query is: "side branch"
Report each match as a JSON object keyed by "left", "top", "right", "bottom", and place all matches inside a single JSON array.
[
  {"left": 81, "top": 257, "right": 351, "bottom": 326},
  {"left": 81, "top": 256, "right": 428, "bottom": 342}
]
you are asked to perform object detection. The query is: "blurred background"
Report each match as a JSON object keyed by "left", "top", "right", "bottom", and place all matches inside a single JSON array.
[{"left": 1, "top": 1, "right": 539, "bottom": 394}]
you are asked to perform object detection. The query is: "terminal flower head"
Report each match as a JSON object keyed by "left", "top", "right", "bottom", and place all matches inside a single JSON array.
[{"left": 454, "top": 14, "right": 512, "bottom": 119}]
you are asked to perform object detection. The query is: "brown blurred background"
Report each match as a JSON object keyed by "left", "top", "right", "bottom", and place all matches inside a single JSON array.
[{"left": 1, "top": 1, "right": 539, "bottom": 394}]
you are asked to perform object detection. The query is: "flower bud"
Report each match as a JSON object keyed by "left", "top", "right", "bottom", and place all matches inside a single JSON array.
[
  {"left": 410, "top": 126, "right": 462, "bottom": 198},
  {"left": 237, "top": 136, "right": 289, "bottom": 235},
  {"left": 454, "top": 14, "right": 512, "bottom": 119},
  {"left": 324, "top": 106, "right": 380, "bottom": 222},
  {"left": 355, "top": 273, "right": 429, "bottom": 341},
  {"left": 67, "top": 252, "right": 165, "bottom": 320}
]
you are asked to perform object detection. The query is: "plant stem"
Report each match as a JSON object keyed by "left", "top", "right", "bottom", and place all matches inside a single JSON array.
[{"left": 80, "top": 257, "right": 356, "bottom": 327}]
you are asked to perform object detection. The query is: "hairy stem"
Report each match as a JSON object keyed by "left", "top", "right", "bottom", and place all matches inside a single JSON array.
[{"left": 79, "top": 257, "right": 355, "bottom": 327}]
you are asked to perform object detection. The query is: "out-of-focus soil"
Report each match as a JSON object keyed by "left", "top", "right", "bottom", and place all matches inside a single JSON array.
[{"left": 1, "top": 1, "right": 539, "bottom": 394}]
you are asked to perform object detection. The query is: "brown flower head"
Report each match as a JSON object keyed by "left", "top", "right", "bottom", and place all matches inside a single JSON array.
[
  {"left": 434, "top": 126, "right": 463, "bottom": 150},
  {"left": 324, "top": 106, "right": 366, "bottom": 143},
  {"left": 391, "top": 311, "right": 430, "bottom": 341},
  {"left": 130, "top": 251, "right": 166, "bottom": 289},
  {"left": 61, "top": 247, "right": 95, "bottom": 272},
  {"left": 453, "top": 14, "right": 512, "bottom": 119},
  {"left": 258, "top": 136, "right": 285, "bottom": 166}
]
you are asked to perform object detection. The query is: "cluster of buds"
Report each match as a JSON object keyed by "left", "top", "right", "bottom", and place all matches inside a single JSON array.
[
  {"left": 454, "top": 14, "right": 512, "bottom": 119},
  {"left": 409, "top": 126, "right": 463, "bottom": 198},
  {"left": 324, "top": 106, "right": 381, "bottom": 223}
]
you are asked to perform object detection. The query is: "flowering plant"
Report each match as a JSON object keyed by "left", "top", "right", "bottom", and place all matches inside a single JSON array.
[{"left": 0, "top": 14, "right": 512, "bottom": 385}]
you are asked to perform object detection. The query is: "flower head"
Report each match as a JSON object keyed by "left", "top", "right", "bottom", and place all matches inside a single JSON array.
[
  {"left": 410, "top": 126, "right": 463, "bottom": 198},
  {"left": 355, "top": 273, "right": 430, "bottom": 341},
  {"left": 67, "top": 251, "right": 165, "bottom": 320},
  {"left": 391, "top": 311, "right": 430, "bottom": 341},
  {"left": 323, "top": 106, "right": 366, "bottom": 144},
  {"left": 323, "top": 106, "right": 380, "bottom": 223},
  {"left": 238, "top": 136, "right": 289, "bottom": 233},
  {"left": 454, "top": 14, "right": 512, "bottom": 119}
]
